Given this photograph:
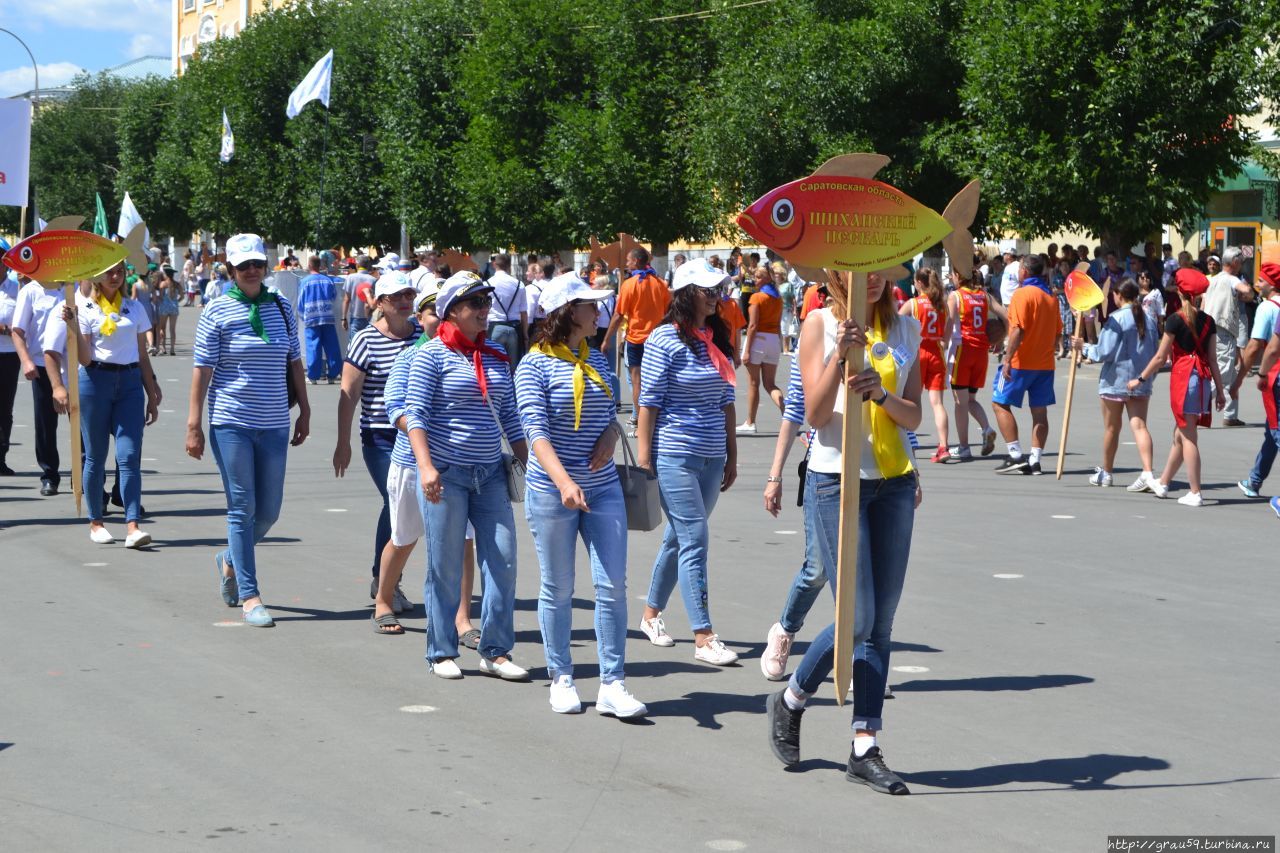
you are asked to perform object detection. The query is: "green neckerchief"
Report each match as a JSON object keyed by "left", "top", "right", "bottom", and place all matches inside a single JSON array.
[{"left": 226, "top": 285, "right": 276, "bottom": 342}]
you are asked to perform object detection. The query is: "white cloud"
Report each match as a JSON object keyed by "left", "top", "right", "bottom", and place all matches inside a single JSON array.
[
  {"left": 127, "top": 32, "right": 164, "bottom": 59},
  {"left": 28, "top": 0, "right": 169, "bottom": 35},
  {"left": 0, "top": 61, "right": 86, "bottom": 97}
]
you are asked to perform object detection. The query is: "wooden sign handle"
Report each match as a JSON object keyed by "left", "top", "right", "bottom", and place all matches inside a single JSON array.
[
  {"left": 1055, "top": 310, "right": 1085, "bottom": 480},
  {"left": 833, "top": 270, "right": 868, "bottom": 706},
  {"left": 63, "top": 283, "right": 84, "bottom": 516}
]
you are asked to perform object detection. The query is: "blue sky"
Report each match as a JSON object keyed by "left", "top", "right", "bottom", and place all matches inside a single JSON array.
[{"left": 0, "top": 0, "right": 170, "bottom": 97}]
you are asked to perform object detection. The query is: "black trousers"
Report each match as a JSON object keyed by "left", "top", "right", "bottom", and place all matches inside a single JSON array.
[
  {"left": 31, "top": 365, "right": 60, "bottom": 486},
  {"left": 0, "top": 352, "right": 18, "bottom": 464}
]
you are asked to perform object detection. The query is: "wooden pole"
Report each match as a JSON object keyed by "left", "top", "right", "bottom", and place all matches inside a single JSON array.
[
  {"left": 18, "top": 205, "right": 28, "bottom": 241},
  {"left": 62, "top": 282, "right": 83, "bottom": 516},
  {"left": 833, "top": 270, "right": 868, "bottom": 705},
  {"left": 1055, "top": 310, "right": 1084, "bottom": 480}
]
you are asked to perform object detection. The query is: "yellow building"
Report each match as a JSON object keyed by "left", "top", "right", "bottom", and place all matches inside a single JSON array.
[{"left": 173, "top": 0, "right": 286, "bottom": 74}]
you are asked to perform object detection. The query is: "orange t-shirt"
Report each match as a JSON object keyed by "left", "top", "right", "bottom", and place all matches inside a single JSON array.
[
  {"left": 1007, "top": 285, "right": 1062, "bottom": 371},
  {"left": 801, "top": 286, "right": 824, "bottom": 319},
  {"left": 748, "top": 292, "right": 783, "bottom": 334},
  {"left": 616, "top": 272, "right": 671, "bottom": 344},
  {"left": 718, "top": 298, "right": 746, "bottom": 339}
]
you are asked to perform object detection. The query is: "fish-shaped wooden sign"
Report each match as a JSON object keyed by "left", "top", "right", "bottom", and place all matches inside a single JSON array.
[{"left": 2, "top": 230, "right": 134, "bottom": 283}]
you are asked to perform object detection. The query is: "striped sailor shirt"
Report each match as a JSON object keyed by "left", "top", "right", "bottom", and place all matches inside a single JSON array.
[
  {"left": 638, "top": 324, "right": 735, "bottom": 458},
  {"left": 194, "top": 293, "right": 301, "bottom": 430}
]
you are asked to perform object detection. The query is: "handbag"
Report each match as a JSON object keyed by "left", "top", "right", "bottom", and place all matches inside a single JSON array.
[
  {"left": 482, "top": 389, "right": 526, "bottom": 503},
  {"left": 616, "top": 430, "right": 662, "bottom": 531},
  {"left": 275, "top": 298, "right": 299, "bottom": 409}
]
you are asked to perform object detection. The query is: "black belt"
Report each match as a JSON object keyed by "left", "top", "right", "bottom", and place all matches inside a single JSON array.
[
  {"left": 88, "top": 361, "right": 139, "bottom": 372},
  {"left": 489, "top": 320, "right": 518, "bottom": 327}
]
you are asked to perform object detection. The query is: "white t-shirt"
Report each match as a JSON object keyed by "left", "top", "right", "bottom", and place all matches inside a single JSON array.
[
  {"left": 76, "top": 292, "right": 151, "bottom": 364},
  {"left": 526, "top": 281, "right": 547, "bottom": 320},
  {"left": 1000, "top": 262, "right": 1021, "bottom": 305},
  {"left": 408, "top": 266, "right": 436, "bottom": 292},
  {"left": 595, "top": 291, "right": 617, "bottom": 330},
  {"left": 1141, "top": 289, "right": 1165, "bottom": 331},
  {"left": 0, "top": 276, "right": 20, "bottom": 354},
  {"left": 486, "top": 271, "right": 527, "bottom": 323},
  {"left": 1204, "top": 271, "right": 1244, "bottom": 338},
  {"left": 12, "top": 281, "right": 64, "bottom": 368}
]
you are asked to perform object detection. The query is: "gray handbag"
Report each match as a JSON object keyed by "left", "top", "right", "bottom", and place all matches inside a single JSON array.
[
  {"left": 483, "top": 391, "right": 526, "bottom": 503},
  {"left": 616, "top": 431, "right": 662, "bottom": 531}
]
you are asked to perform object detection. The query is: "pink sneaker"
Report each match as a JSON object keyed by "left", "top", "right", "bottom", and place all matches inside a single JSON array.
[{"left": 760, "top": 622, "right": 794, "bottom": 681}]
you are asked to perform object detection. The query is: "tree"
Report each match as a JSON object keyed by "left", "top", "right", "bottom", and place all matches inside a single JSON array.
[
  {"left": 929, "top": 0, "right": 1271, "bottom": 249},
  {"left": 116, "top": 75, "right": 195, "bottom": 240}
]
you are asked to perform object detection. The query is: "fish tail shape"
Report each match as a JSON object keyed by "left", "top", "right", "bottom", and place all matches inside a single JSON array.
[{"left": 941, "top": 180, "right": 982, "bottom": 278}]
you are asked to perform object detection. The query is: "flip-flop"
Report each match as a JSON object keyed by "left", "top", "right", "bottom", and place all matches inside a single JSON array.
[
  {"left": 215, "top": 551, "right": 238, "bottom": 607},
  {"left": 372, "top": 612, "right": 404, "bottom": 635},
  {"left": 460, "top": 629, "right": 481, "bottom": 650}
]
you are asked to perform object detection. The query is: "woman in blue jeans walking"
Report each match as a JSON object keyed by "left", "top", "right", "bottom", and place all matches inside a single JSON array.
[
  {"left": 766, "top": 272, "right": 924, "bottom": 796},
  {"left": 636, "top": 260, "right": 740, "bottom": 666},
  {"left": 332, "top": 271, "right": 420, "bottom": 629},
  {"left": 186, "top": 234, "right": 311, "bottom": 628},
  {"left": 515, "top": 273, "right": 646, "bottom": 718},
  {"left": 405, "top": 271, "right": 529, "bottom": 681}
]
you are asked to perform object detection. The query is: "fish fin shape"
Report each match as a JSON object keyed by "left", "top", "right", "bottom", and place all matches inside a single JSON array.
[
  {"left": 811, "top": 153, "right": 891, "bottom": 180},
  {"left": 793, "top": 264, "right": 826, "bottom": 282},
  {"left": 1075, "top": 262, "right": 1091, "bottom": 274},
  {"left": 941, "top": 180, "right": 982, "bottom": 278},
  {"left": 45, "top": 216, "right": 85, "bottom": 232},
  {"left": 122, "top": 225, "right": 149, "bottom": 275},
  {"left": 875, "top": 265, "right": 910, "bottom": 282}
]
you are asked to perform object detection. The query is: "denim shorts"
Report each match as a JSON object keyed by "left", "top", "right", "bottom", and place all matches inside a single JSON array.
[{"left": 625, "top": 341, "right": 645, "bottom": 369}]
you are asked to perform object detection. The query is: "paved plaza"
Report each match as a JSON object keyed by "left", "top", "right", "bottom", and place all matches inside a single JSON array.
[{"left": 1, "top": 346, "right": 1276, "bottom": 852}]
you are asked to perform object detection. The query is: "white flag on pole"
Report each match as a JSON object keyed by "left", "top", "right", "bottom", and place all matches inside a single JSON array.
[
  {"left": 118, "top": 192, "right": 149, "bottom": 248},
  {"left": 286, "top": 50, "right": 333, "bottom": 119},
  {"left": 220, "top": 109, "right": 235, "bottom": 163}
]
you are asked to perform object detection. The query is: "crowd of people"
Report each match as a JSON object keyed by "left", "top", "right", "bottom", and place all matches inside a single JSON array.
[{"left": 3, "top": 228, "right": 1279, "bottom": 798}]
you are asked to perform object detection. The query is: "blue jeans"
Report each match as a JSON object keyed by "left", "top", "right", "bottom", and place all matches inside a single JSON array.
[
  {"left": 348, "top": 316, "right": 370, "bottom": 342},
  {"left": 487, "top": 321, "right": 523, "bottom": 367},
  {"left": 789, "top": 470, "right": 916, "bottom": 732},
  {"left": 420, "top": 460, "right": 517, "bottom": 662},
  {"left": 525, "top": 483, "right": 629, "bottom": 682},
  {"left": 79, "top": 365, "right": 145, "bottom": 523},
  {"left": 210, "top": 425, "right": 289, "bottom": 602},
  {"left": 645, "top": 453, "right": 726, "bottom": 631},
  {"left": 361, "top": 430, "right": 394, "bottom": 577},
  {"left": 1245, "top": 386, "right": 1280, "bottom": 489},
  {"left": 779, "top": 479, "right": 829, "bottom": 634},
  {"left": 304, "top": 323, "right": 342, "bottom": 381}
]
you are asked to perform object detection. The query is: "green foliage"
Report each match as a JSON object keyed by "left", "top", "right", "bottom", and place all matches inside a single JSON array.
[{"left": 116, "top": 75, "right": 193, "bottom": 239}]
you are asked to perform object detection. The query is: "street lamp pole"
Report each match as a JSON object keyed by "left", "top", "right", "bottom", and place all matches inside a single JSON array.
[{"left": 0, "top": 27, "right": 39, "bottom": 239}]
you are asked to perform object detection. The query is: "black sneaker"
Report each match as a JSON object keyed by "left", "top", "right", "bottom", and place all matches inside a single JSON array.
[
  {"left": 40, "top": 482, "right": 58, "bottom": 496},
  {"left": 1028, "top": 461, "right": 1043, "bottom": 475},
  {"left": 846, "top": 746, "right": 910, "bottom": 795},
  {"left": 766, "top": 689, "right": 803, "bottom": 766},
  {"left": 0, "top": 462, "right": 14, "bottom": 476},
  {"left": 993, "top": 456, "right": 1030, "bottom": 475}
]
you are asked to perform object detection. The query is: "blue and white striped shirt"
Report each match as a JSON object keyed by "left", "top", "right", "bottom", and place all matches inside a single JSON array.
[
  {"left": 345, "top": 322, "right": 421, "bottom": 432},
  {"left": 782, "top": 358, "right": 805, "bottom": 425},
  {"left": 385, "top": 345, "right": 420, "bottom": 469},
  {"left": 404, "top": 337, "right": 523, "bottom": 467},
  {"left": 638, "top": 324, "right": 735, "bottom": 458},
  {"left": 514, "top": 348, "right": 619, "bottom": 494},
  {"left": 296, "top": 274, "right": 336, "bottom": 327},
  {"left": 194, "top": 293, "right": 301, "bottom": 430}
]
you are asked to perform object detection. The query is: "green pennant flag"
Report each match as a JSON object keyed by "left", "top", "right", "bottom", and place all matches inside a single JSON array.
[{"left": 93, "top": 193, "right": 109, "bottom": 237}]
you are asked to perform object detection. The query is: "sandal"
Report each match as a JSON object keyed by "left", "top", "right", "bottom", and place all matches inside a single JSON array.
[
  {"left": 372, "top": 612, "right": 404, "bottom": 635},
  {"left": 460, "top": 628, "right": 481, "bottom": 650}
]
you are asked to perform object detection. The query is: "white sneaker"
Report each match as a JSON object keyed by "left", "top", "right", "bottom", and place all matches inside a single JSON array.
[
  {"left": 431, "top": 658, "right": 463, "bottom": 680},
  {"left": 597, "top": 680, "right": 647, "bottom": 718},
  {"left": 1126, "top": 473, "right": 1153, "bottom": 493},
  {"left": 694, "top": 634, "right": 739, "bottom": 666},
  {"left": 89, "top": 526, "right": 115, "bottom": 544},
  {"left": 124, "top": 529, "right": 152, "bottom": 549},
  {"left": 1150, "top": 480, "right": 1170, "bottom": 499},
  {"left": 391, "top": 584, "right": 412, "bottom": 614},
  {"left": 736, "top": 422, "right": 757, "bottom": 434},
  {"left": 1177, "top": 492, "right": 1203, "bottom": 507},
  {"left": 639, "top": 614, "right": 675, "bottom": 647},
  {"left": 951, "top": 446, "right": 973, "bottom": 460},
  {"left": 479, "top": 656, "right": 530, "bottom": 681},
  {"left": 1087, "top": 468, "right": 1113, "bottom": 487},
  {"left": 548, "top": 675, "right": 582, "bottom": 714},
  {"left": 760, "top": 622, "right": 794, "bottom": 681}
]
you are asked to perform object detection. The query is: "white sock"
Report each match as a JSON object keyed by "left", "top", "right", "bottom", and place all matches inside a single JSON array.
[
  {"left": 1029, "top": 447, "right": 1043, "bottom": 465},
  {"left": 1142, "top": 470, "right": 1153, "bottom": 479},
  {"left": 1007, "top": 440, "right": 1022, "bottom": 458},
  {"left": 783, "top": 688, "right": 807, "bottom": 711},
  {"left": 853, "top": 733, "right": 877, "bottom": 758}
]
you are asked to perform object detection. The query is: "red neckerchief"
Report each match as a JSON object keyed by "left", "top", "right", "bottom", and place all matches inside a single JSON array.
[{"left": 436, "top": 320, "right": 509, "bottom": 399}]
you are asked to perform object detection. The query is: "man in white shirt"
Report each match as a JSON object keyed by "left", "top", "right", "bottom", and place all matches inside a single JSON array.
[
  {"left": 1203, "top": 247, "right": 1254, "bottom": 425},
  {"left": 485, "top": 254, "right": 527, "bottom": 365},
  {"left": 408, "top": 249, "right": 438, "bottom": 292},
  {"left": 10, "top": 275, "right": 66, "bottom": 494},
  {"left": 0, "top": 268, "right": 21, "bottom": 475},
  {"left": 999, "top": 251, "right": 1021, "bottom": 305}
]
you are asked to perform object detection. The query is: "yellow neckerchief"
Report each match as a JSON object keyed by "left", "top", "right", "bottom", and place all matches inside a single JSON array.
[
  {"left": 94, "top": 290, "right": 124, "bottom": 337},
  {"left": 865, "top": 319, "right": 913, "bottom": 477},
  {"left": 530, "top": 340, "right": 612, "bottom": 430}
]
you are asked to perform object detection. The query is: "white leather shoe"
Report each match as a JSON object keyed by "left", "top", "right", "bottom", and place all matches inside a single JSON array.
[
  {"left": 548, "top": 675, "right": 582, "bottom": 714},
  {"left": 639, "top": 614, "right": 675, "bottom": 647},
  {"left": 597, "top": 680, "right": 647, "bottom": 719},
  {"left": 479, "top": 656, "right": 530, "bottom": 681},
  {"left": 124, "top": 529, "right": 152, "bottom": 549},
  {"left": 431, "top": 659, "right": 463, "bottom": 680},
  {"left": 694, "top": 634, "right": 739, "bottom": 666},
  {"left": 89, "top": 526, "right": 115, "bottom": 544}
]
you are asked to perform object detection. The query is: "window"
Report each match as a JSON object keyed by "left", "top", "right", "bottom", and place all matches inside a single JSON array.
[{"left": 183, "top": 0, "right": 195, "bottom": 10}]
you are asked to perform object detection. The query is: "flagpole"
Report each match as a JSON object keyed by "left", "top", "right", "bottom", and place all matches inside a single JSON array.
[
  {"left": 216, "top": 161, "right": 224, "bottom": 236},
  {"left": 314, "top": 108, "right": 331, "bottom": 251}
]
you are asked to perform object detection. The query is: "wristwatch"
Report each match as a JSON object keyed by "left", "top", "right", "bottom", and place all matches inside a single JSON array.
[
  {"left": 872, "top": 387, "right": 890, "bottom": 406},
  {"left": 766, "top": 475, "right": 783, "bottom": 483}
]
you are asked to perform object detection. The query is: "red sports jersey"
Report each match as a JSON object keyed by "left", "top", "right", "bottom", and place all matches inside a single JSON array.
[
  {"left": 956, "top": 287, "right": 989, "bottom": 344},
  {"left": 911, "top": 297, "right": 945, "bottom": 342}
]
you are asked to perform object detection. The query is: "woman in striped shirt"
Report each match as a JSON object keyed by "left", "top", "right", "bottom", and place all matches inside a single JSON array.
[
  {"left": 636, "top": 260, "right": 740, "bottom": 666},
  {"left": 405, "top": 272, "right": 529, "bottom": 681},
  {"left": 515, "top": 274, "right": 646, "bottom": 718},
  {"left": 334, "top": 272, "right": 421, "bottom": 633},
  {"left": 186, "top": 234, "right": 310, "bottom": 628}
]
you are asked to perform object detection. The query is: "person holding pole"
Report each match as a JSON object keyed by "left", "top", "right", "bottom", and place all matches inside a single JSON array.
[
  {"left": 186, "top": 234, "right": 311, "bottom": 627},
  {"left": 991, "top": 255, "right": 1062, "bottom": 475},
  {"left": 765, "top": 271, "right": 922, "bottom": 795}
]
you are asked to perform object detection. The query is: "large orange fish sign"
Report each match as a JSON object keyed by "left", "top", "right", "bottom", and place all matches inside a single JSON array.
[{"left": 2, "top": 230, "right": 128, "bottom": 283}]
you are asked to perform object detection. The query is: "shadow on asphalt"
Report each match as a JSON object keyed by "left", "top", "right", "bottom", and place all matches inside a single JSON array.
[
  {"left": 0, "top": 743, "right": 12, "bottom": 753},
  {"left": 266, "top": 605, "right": 374, "bottom": 622},
  {"left": 893, "top": 674, "right": 1093, "bottom": 692},
  {"left": 901, "top": 753, "right": 1181, "bottom": 791},
  {"left": 159, "top": 536, "right": 301, "bottom": 549}
]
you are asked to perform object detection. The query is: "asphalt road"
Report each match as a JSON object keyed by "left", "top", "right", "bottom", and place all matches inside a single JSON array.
[{"left": 1, "top": 334, "right": 1276, "bottom": 852}]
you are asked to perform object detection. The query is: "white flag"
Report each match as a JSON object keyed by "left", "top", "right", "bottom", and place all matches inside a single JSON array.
[
  {"left": 37, "top": 217, "right": 48, "bottom": 232},
  {"left": 286, "top": 50, "right": 333, "bottom": 119},
  {"left": 220, "top": 109, "right": 235, "bottom": 163},
  {"left": 118, "top": 192, "right": 149, "bottom": 248}
]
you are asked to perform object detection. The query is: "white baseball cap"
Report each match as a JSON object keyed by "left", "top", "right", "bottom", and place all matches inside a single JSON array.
[
  {"left": 538, "top": 272, "right": 612, "bottom": 314},
  {"left": 672, "top": 259, "right": 730, "bottom": 291},
  {"left": 435, "top": 271, "right": 493, "bottom": 318},
  {"left": 226, "top": 234, "right": 267, "bottom": 266},
  {"left": 374, "top": 271, "right": 415, "bottom": 299}
]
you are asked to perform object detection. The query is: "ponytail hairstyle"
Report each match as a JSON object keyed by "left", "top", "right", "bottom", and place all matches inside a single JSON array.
[
  {"left": 1180, "top": 286, "right": 1200, "bottom": 328},
  {"left": 914, "top": 268, "right": 946, "bottom": 318},
  {"left": 1119, "top": 279, "right": 1146, "bottom": 341}
]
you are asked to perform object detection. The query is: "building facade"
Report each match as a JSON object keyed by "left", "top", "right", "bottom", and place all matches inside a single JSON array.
[{"left": 173, "top": 0, "right": 285, "bottom": 74}]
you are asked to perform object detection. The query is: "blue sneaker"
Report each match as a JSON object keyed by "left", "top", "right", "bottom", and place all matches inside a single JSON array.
[
  {"left": 1238, "top": 480, "right": 1260, "bottom": 499},
  {"left": 1270, "top": 497, "right": 1280, "bottom": 519},
  {"left": 243, "top": 605, "right": 274, "bottom": 628},
  {"left": 215, "top": 550, "right": 239, "bottom": 607}
]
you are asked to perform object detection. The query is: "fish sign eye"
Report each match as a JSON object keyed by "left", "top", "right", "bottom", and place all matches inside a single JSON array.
[
  {"left": 20, "top": 246, "right": 33, "bottom": 263},
  {"left": 771, "top": 198, "right": 795, "bottom": 229}
]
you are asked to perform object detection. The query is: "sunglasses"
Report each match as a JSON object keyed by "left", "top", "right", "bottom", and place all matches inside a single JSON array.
[
  {"left": 702, "top": 285, "right": 725, "bottom": 298},
  {"left": 235, "top": 259, "right": 267, "bottom": 271},
  {"left": 459, "top": 293, "right": 493, "bottom": 310}
]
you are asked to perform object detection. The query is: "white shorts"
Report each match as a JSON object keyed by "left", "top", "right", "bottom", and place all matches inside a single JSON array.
[
  {"left": 743, "top": 332, "right": 781, "bottom": 365},
  {"left": 386, "top": 462, "right": 475, "bottom": 547}
]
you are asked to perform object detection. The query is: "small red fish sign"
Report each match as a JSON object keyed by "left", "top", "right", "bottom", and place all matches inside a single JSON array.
[{"left": 2, "top": 230, "right": 128, "bottom": 282}]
